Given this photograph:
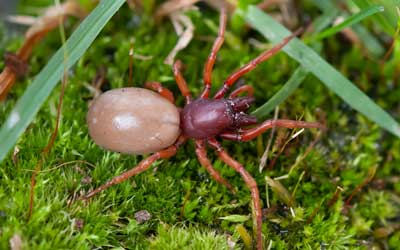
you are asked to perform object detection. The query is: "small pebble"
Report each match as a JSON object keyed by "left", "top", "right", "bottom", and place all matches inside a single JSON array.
[
  {"left": 74, "top": 218, "right": 84, "bottom": 231},
  {"left": 134, "top": 210, "right": 151, "bottom": 224}
]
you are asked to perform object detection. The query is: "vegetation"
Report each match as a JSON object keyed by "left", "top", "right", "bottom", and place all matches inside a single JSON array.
[{"left": 0, "top": 0, "right": 399, "bottom": 249}]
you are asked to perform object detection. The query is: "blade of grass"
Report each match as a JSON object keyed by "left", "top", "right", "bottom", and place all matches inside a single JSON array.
[
  {"left": 309, "top": 5, "right": 384, "bottom": 42},
  {"left": 251, "top": 66, "right": 309, "bottom": 118},
  {"left": 352, "top": 0, "right": 400, "bottom": 35},
  {"left": 243, "top": 6, "right": 400, "bottom": 137},
  {"left": 313, "top": 0, "right": 385, "bottom": 57},
  {"left": 0, "top": 0, "right": 126, "bottom": 162},
  {"left": 308, "top": 9, "right": 340, "bottom": 34},
  {"left": 251, "top": 9, "right": 338, "bottom": 118}
]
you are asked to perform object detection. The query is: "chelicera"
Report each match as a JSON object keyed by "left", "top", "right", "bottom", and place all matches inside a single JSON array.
[{"left": 84, "top": 10, "right": 323, "bottom": 250}]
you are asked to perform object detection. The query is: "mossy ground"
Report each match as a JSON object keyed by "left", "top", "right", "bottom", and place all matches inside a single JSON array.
[{"left": 1, "top": 1, "right": 400, "bottom": 249}]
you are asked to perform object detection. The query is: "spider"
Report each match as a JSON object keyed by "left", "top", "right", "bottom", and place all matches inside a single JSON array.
[{"left": 83, "top": 9, "right": 323, "bottom": 250}]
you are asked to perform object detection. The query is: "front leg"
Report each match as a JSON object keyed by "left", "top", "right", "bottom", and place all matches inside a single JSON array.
[
  {"left": 214, "top": 29, "right": 302, "bottom": 99},
  {"left": 229, "top": 84, "right": 254, "bottom": 98},
  {"left": 220, "top": 119, "right": 324, "bottom": 141}
]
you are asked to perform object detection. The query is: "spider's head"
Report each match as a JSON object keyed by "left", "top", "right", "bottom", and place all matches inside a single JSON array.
[{"left": 180, "top": 97, "right": 257, "bottom": 139}]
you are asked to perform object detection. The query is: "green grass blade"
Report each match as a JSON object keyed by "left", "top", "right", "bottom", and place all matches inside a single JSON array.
[
  {"left": 351, "top": 24, "right": 386, "bottom": 57},
  {"left": 310, "top": 5, "right": 384, "bottom": 41},
  {"left": 313, "top": 0, "right": 385, "bottom": 57},
  {"left": 309, "top": 9, "right": 340, "bottom": 33},
  {"left": 352, "top": 0, "right": 400, "bottom": 35},
  {"left": 251, "top": 66, "right": 309, "bottom": 118},
  {"left": 252, "top": 10, "right": 337, "bottom": 119},
  {"left": 244, "top": 6, "right": 400, "bottom": 137},
  {"left": 0, "top": 0, "right": 126, "bottom": 162}
]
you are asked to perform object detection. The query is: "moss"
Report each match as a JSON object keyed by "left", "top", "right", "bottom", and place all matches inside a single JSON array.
[
  {"left": 1, "top": 1, "right": 400, "bottom": 249},
  {"left": 149, "top": 224, "right": 239, "bottom": 250}
]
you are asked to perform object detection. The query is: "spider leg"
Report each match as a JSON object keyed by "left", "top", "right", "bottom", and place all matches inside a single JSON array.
[
  {"left": 214, "top": 29, "right": 302, "bottom": 99},
  {"left": 207, "top": 138, "right": 263, "bottom": 250},
  {"left": 145, "top": 81, "right": 175, "bottom": 103},
  {"left": 173, "top": 60, "right": 192, "bottom": 104},
  {"left": 229, "top": 84, "right": 254, "bottom": 98},
  {"left": 194, "top": 139, "right": 236, "bottom": 193},
  {"left": 200, "top": 8, "right": 227, "bottom": 99},
  {"left": 81, "top": 136, "right": 187, "bottom": 200},
  {"left": 220, "top": 119, "right": 324, "bottom": 141}
]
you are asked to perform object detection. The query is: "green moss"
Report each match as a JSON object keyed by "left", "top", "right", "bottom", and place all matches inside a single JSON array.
[
  {"left": 1, "top": 1, "right": 399, "bottom": 249},
  {"left": 149, "top": 224, "right": 239, "bottom": 250}
]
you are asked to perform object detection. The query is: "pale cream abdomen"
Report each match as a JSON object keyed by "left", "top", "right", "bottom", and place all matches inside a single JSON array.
[{"left": 87, "top": 87, "right": 180, "bottom": 154}]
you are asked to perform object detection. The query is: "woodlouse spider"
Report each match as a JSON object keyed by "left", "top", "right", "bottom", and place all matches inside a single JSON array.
[{"left": 84, "top": 10, "right": 324, "bottom": 250}]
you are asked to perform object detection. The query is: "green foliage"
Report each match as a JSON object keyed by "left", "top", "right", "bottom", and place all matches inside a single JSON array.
[
  {"left": 0, "top": 1, "right": 399, "bottom": 249},
  {"left": 358, "top": 191, "right": 397, "bottom": 224},
  {"left": 351, "top": 0, "right": 400, "bottom": 35},
  {"left": 252, "top": 66, "right": 308, "bottom": 118},
  {"left": 312, "top": 0, "right": 385, "bottom": 57},
  {"left": 149, "top": 224, "right": 239, "bottom": 250},
  {"left": 0, "top": 0, "right": 126, "bottom": 162},
  {"left": 243, "top": 6, "right": 400, "bottom": 137},
  {"left": 308, "top": 5, "right": 384, "bottom": 42}
]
